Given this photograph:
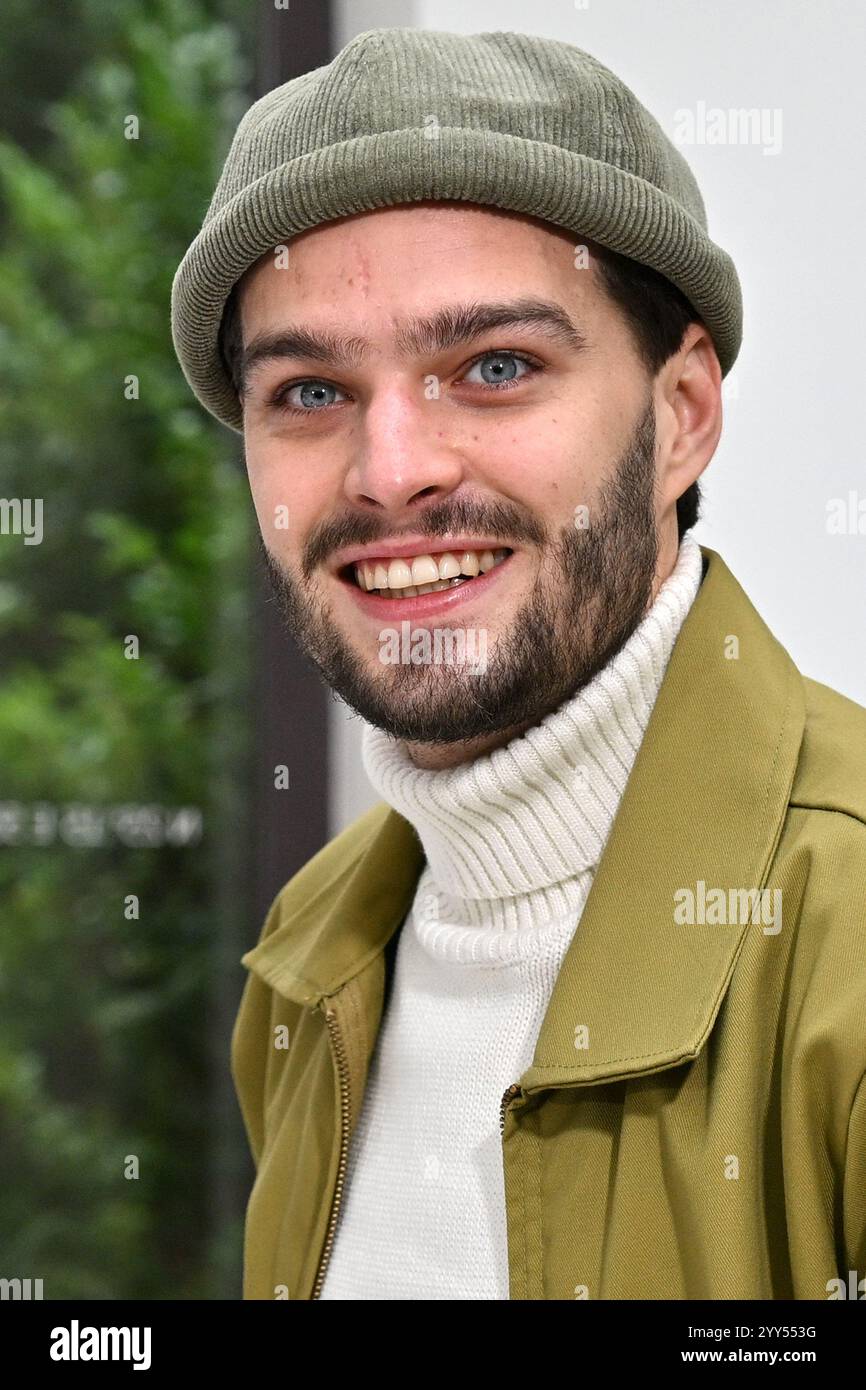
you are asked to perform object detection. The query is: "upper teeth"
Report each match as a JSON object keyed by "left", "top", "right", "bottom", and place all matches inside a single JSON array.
[{"left": 354, "top": 548, "right": 510, "bottom": 594}]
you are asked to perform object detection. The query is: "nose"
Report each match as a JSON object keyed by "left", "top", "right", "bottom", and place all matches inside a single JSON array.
[{"left": 342, "top": 380, "right": 466, "bottom": 512}]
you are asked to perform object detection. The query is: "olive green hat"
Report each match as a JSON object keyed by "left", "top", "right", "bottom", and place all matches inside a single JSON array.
[{"left": 170, "top": 26, "right": 742, "bottom": 434}]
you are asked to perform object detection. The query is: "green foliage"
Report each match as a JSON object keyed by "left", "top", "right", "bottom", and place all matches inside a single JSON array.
[{"left": 0, "top": 0, "right": 256, "bottom": 1298}]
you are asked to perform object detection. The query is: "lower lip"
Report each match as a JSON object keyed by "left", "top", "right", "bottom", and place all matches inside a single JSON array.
[{"left": 340, "top": 553, "right": 514, "bottom": 618}]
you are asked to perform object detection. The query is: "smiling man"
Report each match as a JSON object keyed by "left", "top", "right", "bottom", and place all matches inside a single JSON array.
[
  {"left": 230, "top": 200, "right": 704, "bottom": 766},
  {"left": 171, "top": 28, "right": 866, "bottom": 1301}
]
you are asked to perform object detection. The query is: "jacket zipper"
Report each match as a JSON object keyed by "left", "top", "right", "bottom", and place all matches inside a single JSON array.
[
  {"left": 499, "top": 1081, "right": 522, "bottom": 1136},
  {"left": 310, "top": 1005, "right": 352, "bottom": 1299},
  {"left": 312, "top": 1042, "right": 521, "bottom": 1295}
]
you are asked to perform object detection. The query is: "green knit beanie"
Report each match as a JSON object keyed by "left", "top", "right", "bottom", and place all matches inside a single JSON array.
[{"left": 170, "top": 26, "right": 742, "bottom": 434}]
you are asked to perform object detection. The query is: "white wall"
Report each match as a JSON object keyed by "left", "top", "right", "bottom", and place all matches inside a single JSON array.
[{"left": 330, "top": 0, "right": 866, "bottom": 835}]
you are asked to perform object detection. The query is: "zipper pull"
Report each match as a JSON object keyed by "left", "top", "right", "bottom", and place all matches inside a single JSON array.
[{"left": 499, "top": 1081, "right": 522, "bottom": 1137}]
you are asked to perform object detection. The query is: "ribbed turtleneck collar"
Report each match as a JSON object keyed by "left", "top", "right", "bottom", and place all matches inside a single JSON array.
[{"left": 360, "top": 533, "right": 705, "bottom": 934}]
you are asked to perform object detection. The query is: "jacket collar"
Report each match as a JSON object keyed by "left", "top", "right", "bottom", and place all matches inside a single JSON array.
[{"left": 242, "top": 545, "right": 806, "bottom": 1085}]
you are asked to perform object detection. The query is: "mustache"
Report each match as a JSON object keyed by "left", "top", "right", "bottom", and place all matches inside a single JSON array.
[{"left": 300, "top": 497, "right": 547, "bottom": 581}]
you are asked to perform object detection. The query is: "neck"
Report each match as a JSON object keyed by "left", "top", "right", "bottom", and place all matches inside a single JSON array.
[{"left": 405, "top": 716, "right": 535, "bottom": 770}]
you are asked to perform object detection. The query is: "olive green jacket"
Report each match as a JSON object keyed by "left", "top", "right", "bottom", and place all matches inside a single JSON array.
[{"left": 231, "top": 545, "right": 866, "bottom": 1300}]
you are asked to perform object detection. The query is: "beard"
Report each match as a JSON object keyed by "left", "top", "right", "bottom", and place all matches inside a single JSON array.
[{"left": 258, "top": 391, "right": 661, "bottom": 746}]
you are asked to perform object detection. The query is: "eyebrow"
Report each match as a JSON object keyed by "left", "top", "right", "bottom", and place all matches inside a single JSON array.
[{"left": 239, "top": 297, "right": 587, "bottom": 391}]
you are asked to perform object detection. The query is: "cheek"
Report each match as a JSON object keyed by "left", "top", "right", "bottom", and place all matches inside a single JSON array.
[
  {"left": 245, "top": 465, "right": 279, "bottom": 538},
  {"left": 534, "top": 404, "right": 626, "bottom": 508},
  {"left": 245, "top": 451, "right": 323, "bottom": 567},
  {"left": 490, "top": 418, "right": 595, "bottom": 514}
]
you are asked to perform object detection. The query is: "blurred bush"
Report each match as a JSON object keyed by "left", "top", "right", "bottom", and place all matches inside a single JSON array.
[{"left": 0, "top": 0, "right": 256, "bottom": 1297}]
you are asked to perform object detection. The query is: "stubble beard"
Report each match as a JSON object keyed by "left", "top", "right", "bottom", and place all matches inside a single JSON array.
[{"left": 259, "top": 393, "right": 661, "bottom": 744}]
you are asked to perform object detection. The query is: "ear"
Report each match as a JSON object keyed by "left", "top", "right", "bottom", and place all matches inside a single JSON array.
[{"left": 654, "top": 323, "right": 723, "bottom": 511}]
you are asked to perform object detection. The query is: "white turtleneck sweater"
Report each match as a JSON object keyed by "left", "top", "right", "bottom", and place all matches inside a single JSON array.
[{"left": 319, "top": 533, "right": 705, "bottom": 1300}]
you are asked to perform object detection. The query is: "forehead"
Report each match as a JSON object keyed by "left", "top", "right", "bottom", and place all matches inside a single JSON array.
[{"left": 238, "top": 201, "right": 601, "bottom": 315}]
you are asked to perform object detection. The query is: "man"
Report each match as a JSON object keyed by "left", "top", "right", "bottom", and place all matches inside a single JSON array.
[{"left": 171, "top": 28, "right": 866, "bottom": 1300}]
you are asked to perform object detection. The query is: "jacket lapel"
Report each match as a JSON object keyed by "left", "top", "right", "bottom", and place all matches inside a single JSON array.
[{"left": 240, "top": 799, "right": 422, "bottom": 1007}]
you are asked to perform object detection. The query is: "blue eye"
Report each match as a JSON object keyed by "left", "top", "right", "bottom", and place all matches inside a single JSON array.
[
  {"left": 278, "top": 380, "right": 347, "bottom": 412},
  {"left": 463, "top": 351, "right": 537, "bottom": 387}
]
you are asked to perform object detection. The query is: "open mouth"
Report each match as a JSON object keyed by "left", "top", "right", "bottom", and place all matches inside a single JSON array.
[{"left": 340, "top": 547, "right": 513, "bottom": 599}]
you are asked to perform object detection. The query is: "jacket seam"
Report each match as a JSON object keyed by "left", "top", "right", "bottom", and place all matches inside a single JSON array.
[
  {"left": 520, "top": 1117, "right": 529, "bottom": 1298},
  {"left": 843, "top": 1068, "right": 866, "bottom": 1179},
  {"left": 787, "top": 802, "right": 866, "bottom": 830},
  {"left": 529, "top": 1050, "right": 692, "bottom": 1074},
  {"left": 532, "top": 1113, "right": 543, "bottom": 1298}
]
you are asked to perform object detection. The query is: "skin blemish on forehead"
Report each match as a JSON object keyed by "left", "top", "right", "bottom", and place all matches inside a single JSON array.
[{"left": 354, "top": 247, "right": 373, "bottom": 295}]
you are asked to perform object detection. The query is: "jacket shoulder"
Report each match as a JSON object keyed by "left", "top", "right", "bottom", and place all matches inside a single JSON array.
[{"left": 790, "top": 676, "right": 866, "bottom": 826}]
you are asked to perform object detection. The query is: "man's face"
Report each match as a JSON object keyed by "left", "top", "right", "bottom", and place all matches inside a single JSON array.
[{"left": 237, "top": 202, "right": 686, "bottom": 767}]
